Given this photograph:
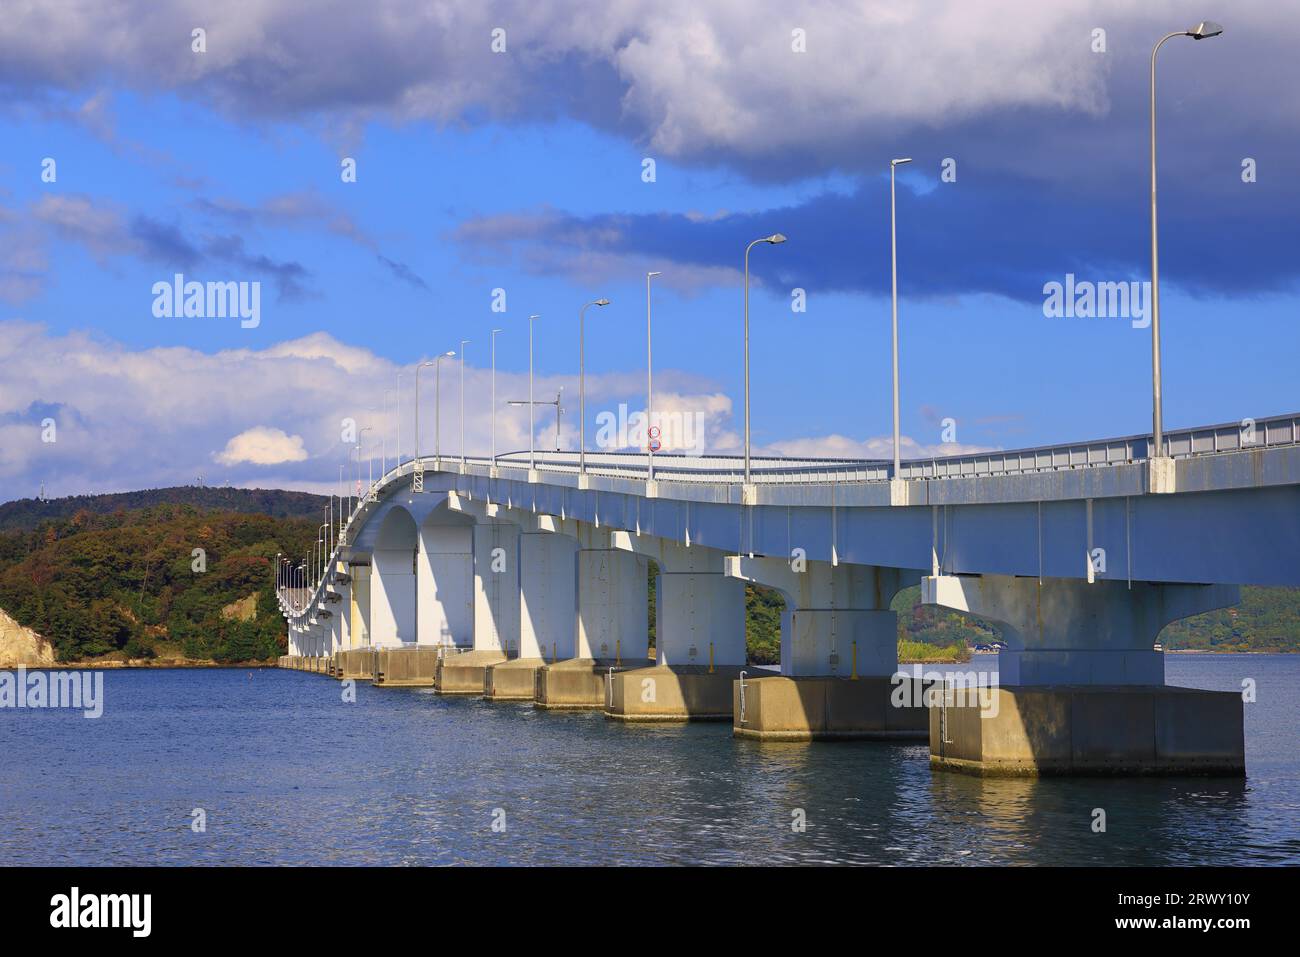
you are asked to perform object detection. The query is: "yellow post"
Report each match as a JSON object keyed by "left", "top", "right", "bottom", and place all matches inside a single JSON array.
[
  {"left": 708, "top": 642, "right": 715, "bottom": 674},
  {"left": 851, "top": 641, "right": 859, "bottom": 680}
]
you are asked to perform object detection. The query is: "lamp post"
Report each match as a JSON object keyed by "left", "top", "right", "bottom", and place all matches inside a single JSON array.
[
  {"left": 1149, "top": 20, "right": 1223, "bottom": 457},
  {"left": 528, "top": 315, "right": 540, "bottom": 471},
  {"left": 890, "top": 157, "right": 912, "bottom": 479},
  {"left": 357, "top": 425, "right": 372, "bottom": 503},
  {"left": 415, "top": 352, "right": 453, "bottom": 463},
  {"left": 383, "top": 390, "right": 396, "bottom": 476},
  {"left": 395, "top": 371, "right": 403, "bottom": 466},
  {"left": 491, "top": 328, "right": 503, "bottom": 463},
  {"left": 646, "top": 271, "right": 661, "bottom": 481},
  {"left": 743, "top": 234, "right": 787, "bottom": 485},
  {"left": 508, "top": 391, "right": 562, "bottom": 451},
  {"left": 460, "top": 339, "right": 471, "bottom": 467},
  {"left": 579, "top": 298, "right": 610, "bottom": 477},
  {"left": 434, "top": 351, "right": 455, "bottom": 466}
]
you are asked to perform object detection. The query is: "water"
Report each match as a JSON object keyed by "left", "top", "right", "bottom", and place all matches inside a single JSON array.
[{"left": 1, "top": 655, "right": 1297, "bottom": 865}]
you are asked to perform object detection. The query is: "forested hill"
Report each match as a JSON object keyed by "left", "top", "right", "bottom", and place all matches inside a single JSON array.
[
  {"left": 0, "top": 486, "right": 329, "bottom": 533},
  {"left": 0, "top": 493, "right": 323, "bottom": 664}
]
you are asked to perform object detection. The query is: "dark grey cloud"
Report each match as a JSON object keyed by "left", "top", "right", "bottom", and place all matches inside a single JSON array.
[{"left": 377, "top": 254, "right": 429, "bottom": 291}]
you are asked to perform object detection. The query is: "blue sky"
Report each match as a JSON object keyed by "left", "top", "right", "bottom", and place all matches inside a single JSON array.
[{"left": 1, "top": 1, "right": 1296, "bottom": 499}]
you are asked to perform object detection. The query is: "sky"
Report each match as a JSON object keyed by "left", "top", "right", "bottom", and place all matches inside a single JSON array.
[{"left": 0, "top": 0, "right": 1296, "bottom": 500}]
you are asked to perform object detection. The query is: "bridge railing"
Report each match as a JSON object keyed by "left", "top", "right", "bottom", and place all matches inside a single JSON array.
[{"left": 290, "top": 413, "right": 1299, "bottom": 622}]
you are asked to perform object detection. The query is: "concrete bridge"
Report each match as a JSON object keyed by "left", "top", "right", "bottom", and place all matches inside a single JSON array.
[{"left": 278, "top": 412, "right": 1300, "bottom": 776}]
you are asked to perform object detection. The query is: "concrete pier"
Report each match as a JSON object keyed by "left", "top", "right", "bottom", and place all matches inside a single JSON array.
[
  {"left": 335, "top": 648, "right": 376, "bottom": 681},
  {"left": 606, "top": 664, "right": 745, "bottom": 721},
  {"left": 732, "top": 674, "right": 930, "bottom": 740},
  {"left": 436, "top": 649, "right": 507, "bottom": 694},
  {"left": 534, "top": 658, "right": 638, "bottom": 710},
  {"left": 373, "top": 646, "right": 440, "bottom": 687},
  {"left": 599, "top": 534, "right": 749, "bottom": 721},
  {"left": 929, "top": 684, "right": 1245, "bottom": 776},
  {"left": 922, "top": 574, "right": 1246, "bottom": 775},
  {"left": 725, "top": 558, "right": 922, "bottom": 739},
  {"left": 484, "top": 657, "right": 547, "bottom": 700}
]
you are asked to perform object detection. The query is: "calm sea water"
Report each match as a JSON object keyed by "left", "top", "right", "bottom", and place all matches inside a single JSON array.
[{"left": 1, "top": 655, "right": 1296, "bottom": 866}]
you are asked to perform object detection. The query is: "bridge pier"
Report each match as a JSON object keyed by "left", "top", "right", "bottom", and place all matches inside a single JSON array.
[
  {"left": 605, "top": 533, "right": 747, "bottom": 722},
  {"left": 536, "top": 541, "right": 649, "bottom": 710},
  {"left": 324, "top": 571, "right": 350, "bottom": 676},
  {"left": 725, "top": 558, "right": 928, "bottom": 740},
  {"left": 922, "top": 574, "right": 1245, "bottom": 776},
  {"left": 348, "top": 561, "right": 370, "bottom": 648},
  {"left": 438, "top": 520, "right": 520, "bottom": 694},
  {"left": 487, "top": 529, "right": 578, "bottom": 700}
]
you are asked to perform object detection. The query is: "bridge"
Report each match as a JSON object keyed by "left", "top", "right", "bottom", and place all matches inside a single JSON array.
[{"left": 278, "top": 412, "right": 1300, "bottom": 776}]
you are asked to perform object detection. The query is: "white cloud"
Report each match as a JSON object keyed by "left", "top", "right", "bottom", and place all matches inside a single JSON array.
[
  {"left": 214, "top": 426, "right": 308, "bottom": 466},
  {"left": 0, "top": 320, "right": 986, "bottom": 500}
]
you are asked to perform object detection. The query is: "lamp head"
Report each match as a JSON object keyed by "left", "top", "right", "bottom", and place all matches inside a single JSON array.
[
  {"left": 648, "top": 270, "right": 662, "bottom": 278},
  {"left": 595, "top": 298, "right": 610, "bottom": 306},
  {"left": 766, "top": 233, "right": 787, "bottom": 244},
  {"left": 891, "top": 157, "right": 913, "bottom": 167},
  {"left": 1188, "top": 20, "right": 1223, "bottom": 39}
]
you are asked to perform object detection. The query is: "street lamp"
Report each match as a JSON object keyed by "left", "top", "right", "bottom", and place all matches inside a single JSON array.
[
  {"left": 646, "top": 271, "right": 662, "bottom": 482},
  {"left": 415, "top": 352, "right": 453, "bottom": 462},
  {"left": 356, "top": 425, "right": 373, "bottom": 502},
  {"left": 743, "top": 234, "right": 787, "bottom": 485},
  {"left": 890, "top": 157, "right": 912, "bottom": 479},
  {"left": 1149, "top": 20, "right": 1223, "bottom": 457},
  {"left": 491, "top": 328, "right": 503, "bottom": 463},
  {"left": 383, "top": 389, "right": 396, "bottom": 476},
  {"left": 579, "top": 297, "right": 611, "bottom": 477},
  {"left": 460, "top": 339, "right": 471, "bottom": 467},
  {"left": 528, "top": 315, "right": 540, "bottom": 471},
  {"left": 508, "top": 391, "right": 562, "bottom": 451},
  {"left": 435, "top": 351, "right": 455, "bottom": 466},
  {"left": 395, "top": 371, "right": 404, "bottom": 466}
]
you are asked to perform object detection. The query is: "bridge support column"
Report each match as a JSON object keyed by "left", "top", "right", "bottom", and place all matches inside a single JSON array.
[
  {"left": 725, "top": 557, "right": 929, "bottom": 741},
  {"left": 488, "top": 530, "right": 578, "bottom": 701},
  {"left": 604, "top": 534, "right": 748, "bottom": 722},
  {"left": 439, "top": 521, "right": 522, "bottom": 694},
  {"left": 325, "top": 575, "right": 350, "bottom": 677},
  {"left": 922, "top": 574, "right": 1245, "bottom": 776},
  {"left": 536, "top": 544, "right": 649, "bottom": 710},
  {"left": 349, "top": 562, "right": 370, "bottom": 649}
]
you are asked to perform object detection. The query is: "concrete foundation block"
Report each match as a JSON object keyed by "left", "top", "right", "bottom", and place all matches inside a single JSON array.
[
  {"left": 732, "top": 675, "right": 930, "bottom": 741},
  {"left": 436, "top": 649, "right": 506, "bottom": 695},
  {"left": 535, "top": 658, "right": 648, "bottom": 710},
  {"left": 484, "top": 657, "right": 547, "bottom": 701},
  {"left": 374, "top": 646, "right": 441, "bottom": 687},
  {"left": 606, "top": 665, "right": 745, "bottom": 722},
  {"left": 929, "top": 685, "right": 1245, "bottom": 776},
  {"left": 335, "top": 648, "right": 376, "bottom": 681}
]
